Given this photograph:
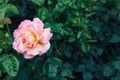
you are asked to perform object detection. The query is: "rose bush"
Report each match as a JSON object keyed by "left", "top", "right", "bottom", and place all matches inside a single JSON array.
[
  {"left": 0, "top": 0, "right": 120, "bottom": 80},
  {"left": 13, "top": 18, "right": 53, "bottom": 59}
]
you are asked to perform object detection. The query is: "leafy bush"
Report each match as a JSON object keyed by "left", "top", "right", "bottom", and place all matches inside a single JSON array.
[{"left": 0, "top": 0, "right": 120, "bottom": 80}]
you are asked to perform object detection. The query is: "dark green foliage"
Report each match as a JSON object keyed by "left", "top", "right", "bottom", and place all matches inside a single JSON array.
[{"left": 0, "top": 0, "right": 120, "bottom": 80}]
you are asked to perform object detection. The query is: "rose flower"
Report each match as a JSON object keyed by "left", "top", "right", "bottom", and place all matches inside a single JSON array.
[{"left": 13, "top": 18, "right": 53, "bottom": 59}]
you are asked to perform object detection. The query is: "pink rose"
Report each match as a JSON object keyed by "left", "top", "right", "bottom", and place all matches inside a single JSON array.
[{"left": 13, "top": 18, "right": 53, "bottom": 59}]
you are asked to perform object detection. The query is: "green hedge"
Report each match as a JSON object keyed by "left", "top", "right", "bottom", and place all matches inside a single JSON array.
[{"left": 0, "top": 0, "right": 120, "bottom": 80}]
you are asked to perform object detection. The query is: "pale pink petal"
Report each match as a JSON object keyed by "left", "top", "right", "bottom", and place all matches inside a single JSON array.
[
  {"left": 13, "top": 22, "right": 33, "bottom": 38},
  {"left": 13, "top": 39, "right": 26, "bottom": 53},
  {"left": 18, "top": 20, "right": 32, "bottom": 29},
  {"left": 13, "top": 41, "right": 18, "bottom": 52},
  {"left": 23, "top": 54, "right": 34, "bottom": 59},
  {"left": 39, "top": 42, "right": 50, "bottom": 55},
  {"left": 40, "top": 28, "right": 53, "bottom": 44},
  {"left": 33, "top": 18, "right": 44, "bottom": 29},
  {"left": 13, "top": 29, "right": 21, "bottom": 38},
  {"left": 32, "top": 18, "right": 44, "bottom": 36},
  {"left": 26, "top": 44, "right": 42, "bottom": 56}
]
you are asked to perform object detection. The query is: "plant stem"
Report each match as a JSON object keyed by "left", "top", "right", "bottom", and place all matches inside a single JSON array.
[{"left": 6, "top": 24, "right": 10, "bottom": 36}]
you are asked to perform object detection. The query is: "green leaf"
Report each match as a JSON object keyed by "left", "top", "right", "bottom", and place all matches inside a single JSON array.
[
  {"left": 81, "top": 23, "right": 91, "bottom": 39},
  {"left": 43, "top": 58, "right": 61, "bottom": 77},
  {"left": 68, "top": 36, "right": 75, "bottom": 42},
  {"left": 85, "top": 12, "right": 96, "bottom": 18},
  {"left": 0, "top": 70, "right": 2, "bottom": 77},
  {"left": 32, "top": 0, "right": 44, "bottom": 6},
  {"left": 54, "top": 3, "right": 66, "bottom": 12},
  {"left": 0, "top": 0, "right": 8, "bottom": 4},
  {"left": 87, "top": 40, "right": 97, "bottom": 43},
  {"left": 92, "top": 26, "right": 100, "bottom": 33},
  {"left": 80, "top": 40, "right": 90, "bottom": 53},
  {"left": 101, "top": 0, "right": 106, "bottom": 3},
  {"left": 64, "top": 50, "right": 71, "bottom": 58},
  {"left": 0, "top": 31, "right": 9, "bottom": 49},
  {"left": 5, "top": 4, "right": 19, "bottom": 14},
  {"left": 42, "top": 62, "right": 49, "bottom": 76},
  {"left": 82, "top": 29, "right": 92, "bottom": 39},
  {"left": 82, "top": 71, "right": 93, "bottom": 80},
  {"left": 63, "top": 63, "right": 73, "bottom": 70},
  {"left": 49, "top": 57, "right": 62, "bottom": 67},
  {"left": 0, "top": 49, "right": 2, "bottom": 53},
  {"left": 113, "top": 61, "right": 120, "bottom": 70},
  {"left": 86, "top": 64, "right": 97, "bottom": 72},
  {"left": 77, "top": 31, "right": 82, "bottom": 39},
  {"left": 0, "top": 25, "right": 3, "bottom": 28},
  {"left": 4, "top": 0, "right": 9, "bottom": 4},
  {"left": 38, "top": 7, "right": 49, "bottom": 21},
  {"left": 96, "top": 48, "right": 103, "bottom": 56},
  {"left": 0, "top": 8, "right": 5, "bottom": 20},
  {"left": 61, "top": 69, "right": 75, "bottom": 78},
  {"left": 47, "top": 0, "right": 52, "bottom": 5},
  {"left": 0, "top": 8, "right": 4, "bottom": 28},
  {"left": 53, "top": 75, "right": 67, "bottom": 80},
  {"left": 3, "top": 55, "right": 19, "bottom": 77},
  {"left": 61, "top": 0, "right": 71, "bottom": 5},
  {"left": 0, "top": 54, "right": 9, "bottom": 62},
  {"left": 48, "top": 64, "right": 57, "bottom": 77},
  {"left": 109, "top": 34, "right": 120, "bottom": 43},
  {"left": 103, "top": 65, "right": 114, "bottom": 77},
  {"left": 76, "top": 64, "right": 86, "bottom": 72}
]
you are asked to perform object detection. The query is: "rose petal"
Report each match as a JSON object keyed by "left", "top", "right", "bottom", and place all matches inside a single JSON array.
[
  {"left": 18, "top": 20, "right": 32, "bottom": 29},
  {"left": 39, "top": 42, "right": 50, "bottom": 55},
  {"left": 13, "top": 39, "right": 26, "bottom": 53},
  {"left": 23, "top": 53, "right": 34, "bottom": 59},
  {"left": 26, "top": 44, "right": 42, "bottom": 56},
  {"left": 33, "top": 18, "right": 44, "bottom": 36},
  {"left": 40, "top": 28, "right": 53, "bottom": 44}
]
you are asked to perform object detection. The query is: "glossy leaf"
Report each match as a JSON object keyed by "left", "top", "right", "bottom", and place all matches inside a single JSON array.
[
  {"left": 38, "top": 7, "right": 49, "bottom": 21},
  {"left": 80, "top": 40, "right": 90, "bottom": 53},
  {"left": 5, "top": 4, "right": 19, "bottom": 14},
  {"left": 0, "top": 8, "right": 5, "bottom": 20},
  {"left": 113, "top": 61, "right": 120, "bottom": 70},
  {"left": 109, "top": 34, "right": 120, "bottom": 43},
  {"left": 68, "top": 36, "right": 75, "bottom": 42},
  {"left": 76, "top": 64, "right": 86, "bottom": 72},
  {"left": 32, "top": 0, "right": 44, "bottom": 6},
  {"left": 49, "top": 57, "right": 62, "bottom": 67},
  {"left": 0, "top": 31, "right": 9, "bottom": 49},
  {"left": 77, "top": 31, "right": 82, "bottom": 39},
  {"left": 0, "top": 54, "right": 9, "bottom": 62},
  {"left": 48, "top": 64, "right": 57, "bottom": 77},
  {"left": 82, "top": 71, "right": 93, "bottom": 80},
  {"left": 3, "top": 55, "right": 19, "bottom": 77},
  {"left": 61, "top": 69, "right": 74, "bottom": 78},
  {"left": 103, "top": 65, "right": 114, "bottom": 77}
]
